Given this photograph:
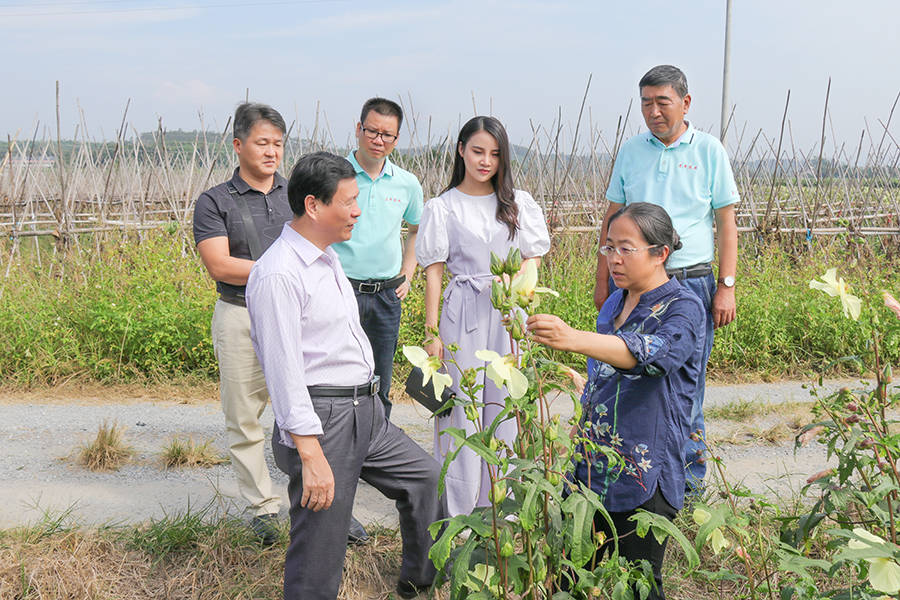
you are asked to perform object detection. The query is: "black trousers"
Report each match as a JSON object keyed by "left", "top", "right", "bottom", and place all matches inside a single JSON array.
[
  {"left": 353, "top": 286, "right": 402, "bottom": 419},
  {"left": 594, "top": 487, "right": 678, "bottom": 600},
  {"left": 273, "top": 391, "right": 447, "bottom": 600}
]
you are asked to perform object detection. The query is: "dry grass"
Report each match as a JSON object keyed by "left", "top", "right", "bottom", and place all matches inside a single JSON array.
[
  {"left": 78, "top": 421, "right": 134, "bottom": 471},
  {"left": 706, "top": 400, "right": 815, "bottom": 446},
  {"left": 0, "top": 518, "right": 445, "bottom": 600},
  {"left": 0, "top": 378, "right": 219, "bottom": 405},
  {"left": 161, "top": 437, "right": 228, "bottom": 469}
]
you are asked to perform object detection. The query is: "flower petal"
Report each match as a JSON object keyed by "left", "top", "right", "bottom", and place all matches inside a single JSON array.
[
  {"left": 534, "top": 286, "right": 560, "bottom": 297},
  {"left": 484, "top": 362, "right": 507, "bottom": 390},
  {"left": 403, "top": 345, "right": 430, "bottom": 368},
  {"left": 842, "top": 293, "right": 862, "bottom": 321},
  {"left": 850, "top": 527, "right": 887, "bottom": 549},
  {"left": 507, "top": 366, "right": 529, "bottom": 399},
  {"left": 431, "top": 372, "right": 453, "bottom": 402},
  {"left": 884, "top": 291, "right": 900, "bottom": 319},
  {"left": 692, "top": 507, "right": 711, "bottom": 526},
  {"left": 510, "top": 260, "right": 538, "bottom": 297},
  {"left": 869, "top": 557, "right": 900, "bottom": 594},
  {"left": 475, "top": 349, "right": 502, "bottom": 363},
  {"left": 710, "top": 527, "right": 730, "bottom": 555}
]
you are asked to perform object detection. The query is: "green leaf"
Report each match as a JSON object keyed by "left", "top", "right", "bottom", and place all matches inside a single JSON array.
[
  {"left": 561, "top": 492, "right": 596, "bottom": 567},
  {"left": 442, "top": 427, "right": 501, "bottom": 466},
  {"left": 629, "top": 510, "right": 699, "bottom": 570}
]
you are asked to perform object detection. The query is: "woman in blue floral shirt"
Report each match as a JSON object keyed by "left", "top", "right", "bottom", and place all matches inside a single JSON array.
[{"left": 527, "top": 202, "right": 705, "bottom": 600}]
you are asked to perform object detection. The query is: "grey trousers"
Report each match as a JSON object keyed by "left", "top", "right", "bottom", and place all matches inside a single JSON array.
[{"left": 272, "top": 391, "right": 446, "bottom": 600}]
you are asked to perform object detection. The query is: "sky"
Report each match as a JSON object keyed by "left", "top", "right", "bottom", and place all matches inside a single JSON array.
[{"left": 1, "top": 0, "right": 898, "bottom": 154}]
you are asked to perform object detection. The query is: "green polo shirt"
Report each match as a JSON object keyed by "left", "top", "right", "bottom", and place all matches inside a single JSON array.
[
  {"left": 333, "top": 151, "right": 424, "bottom": 280},
  {"left": 605, "top": 122, "right": 739, "bottom": 268}
]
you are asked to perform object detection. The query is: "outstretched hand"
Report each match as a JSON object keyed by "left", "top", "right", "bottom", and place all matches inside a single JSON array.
[{"left": 526, "top": 313, "right": 577, "bottom": 352}]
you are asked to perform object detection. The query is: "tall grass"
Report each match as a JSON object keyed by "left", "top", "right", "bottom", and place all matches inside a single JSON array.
[{"left": 0, "top": 227, "right": 896, "bottom": 387}]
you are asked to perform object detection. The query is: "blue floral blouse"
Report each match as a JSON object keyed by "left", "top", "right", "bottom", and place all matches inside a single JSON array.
[{"left": 574, "top": 277, "right": 705, "bottom": 512}]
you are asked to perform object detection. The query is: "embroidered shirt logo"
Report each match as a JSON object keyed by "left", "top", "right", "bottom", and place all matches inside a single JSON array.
[
  {"left": 384, "top": 196, "right": 402, "bottom": 203},
  {"left": 677, "top": 163, "right": 698, "bottom": 170}
]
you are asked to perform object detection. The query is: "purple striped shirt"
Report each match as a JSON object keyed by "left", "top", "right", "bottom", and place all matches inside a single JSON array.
[{"left": 247, "top": 223, "right": 374, "bottom": 447}]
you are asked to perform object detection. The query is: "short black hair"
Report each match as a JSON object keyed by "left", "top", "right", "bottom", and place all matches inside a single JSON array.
[
  {"left": 639, "top": 65, "right": 689, "bottom": 99},
  {"left": 287, "top": 152, "right": 356, "bottom": 217},
  {"left": 233, "top": 102, "right": 286, "bottom": 141},
  {"left": 359, "top": 97, "right": 403, "bottom": 129},
  {"left": 607, "top": 202, "right": 683, "bottom": 265}
]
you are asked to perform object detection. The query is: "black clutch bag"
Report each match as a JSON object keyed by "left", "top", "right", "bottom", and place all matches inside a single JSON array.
[{"left": 404, "top": 367, "right": 455, "bottom": 417}]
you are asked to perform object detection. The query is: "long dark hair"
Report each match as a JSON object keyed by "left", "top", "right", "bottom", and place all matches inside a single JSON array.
[{"left": 443, "top": 116, "right": 518, "bottom": 240}]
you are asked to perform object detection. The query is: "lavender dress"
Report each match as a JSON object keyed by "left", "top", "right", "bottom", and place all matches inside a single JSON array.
[{"left": 415, "top": 188, "right": 551, "bottom": 515}]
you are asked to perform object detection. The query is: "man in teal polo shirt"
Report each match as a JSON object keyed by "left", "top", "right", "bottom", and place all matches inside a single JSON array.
[
  {"left": 334, "top": 97, "right": 423, "bottom": 423},
  {"left": 592, "top": 65, "right": 739, "bottom": 493}
]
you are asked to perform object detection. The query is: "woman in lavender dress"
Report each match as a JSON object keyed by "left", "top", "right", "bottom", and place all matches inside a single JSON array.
[{"left": 415, "top": 116, "right": 550, "bottom": 516}]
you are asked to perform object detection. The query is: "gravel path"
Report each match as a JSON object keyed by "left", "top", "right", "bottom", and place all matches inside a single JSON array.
[{"left": 0, "top": 379, "right": 868, "bottom": 529}]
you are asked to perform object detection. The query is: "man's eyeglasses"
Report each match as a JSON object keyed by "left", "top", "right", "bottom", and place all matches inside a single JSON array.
[
  {"left": 361, "top": 126, "right": 398, "bottom": 144},
  {"left": 599, "top": 244, "right": 661, "bottom": 257}
]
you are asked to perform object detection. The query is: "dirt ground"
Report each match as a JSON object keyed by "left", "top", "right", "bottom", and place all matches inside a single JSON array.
[{"left": 0, "top": 379, "right": 864, "bottom": 530}]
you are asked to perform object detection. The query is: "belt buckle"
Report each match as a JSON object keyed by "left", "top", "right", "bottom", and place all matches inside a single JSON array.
[
  {"left": 358, "top": 281, "right": 379, "bottom": 294},
  {"left": 369, "top": 379, "right": 379, "bottom": 396}
]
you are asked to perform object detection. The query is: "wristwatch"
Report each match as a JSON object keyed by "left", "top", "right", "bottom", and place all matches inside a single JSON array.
[{"left": 718, "top": 276, "right": 736, "bottom": 288}]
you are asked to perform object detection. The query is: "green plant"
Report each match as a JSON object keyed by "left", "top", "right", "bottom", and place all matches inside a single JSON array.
[{"left": 407, "top": 249, "right": 692, "bottom": 599}]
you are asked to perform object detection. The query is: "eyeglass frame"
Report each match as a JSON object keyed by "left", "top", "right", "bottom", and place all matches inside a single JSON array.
[
  {"left": 360, "top": 126, "right": 398, "bottom": 144},
  {"left": 598, "top": 244, "right": 662, "bottom": 258}
]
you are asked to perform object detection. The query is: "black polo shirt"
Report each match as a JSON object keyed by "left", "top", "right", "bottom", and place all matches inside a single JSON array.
[{"left": 192, "top": 168, "right": 293, "bottom": 298}]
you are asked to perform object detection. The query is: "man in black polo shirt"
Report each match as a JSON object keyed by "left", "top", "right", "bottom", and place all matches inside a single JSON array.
[{"left": 193, "top": 102, "right": 292, "bottom": 543}]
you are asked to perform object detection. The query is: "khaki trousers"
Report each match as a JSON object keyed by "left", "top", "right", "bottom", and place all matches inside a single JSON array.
[{"left": 211, "top": 299, "right": 282, "bottom": 516}]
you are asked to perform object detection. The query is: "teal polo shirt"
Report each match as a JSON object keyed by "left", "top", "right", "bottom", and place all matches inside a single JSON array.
[
  {"left": 333, "top": 151, "right": 424, "bottom": 280},
  {"left": 605, "top": 122, "right": 739, "bottom": 269}
]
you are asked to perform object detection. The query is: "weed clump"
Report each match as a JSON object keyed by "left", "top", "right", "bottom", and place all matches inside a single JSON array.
[
  {"left": 79, "top": 421, "right": 133, "bottom": 471},
  {"left": 161, "top": 437, "right": 227, "bottom": 468}
]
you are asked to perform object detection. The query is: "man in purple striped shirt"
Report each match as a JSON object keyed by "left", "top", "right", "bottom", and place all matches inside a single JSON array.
[{"left": 246, "top": 152, "right": 445, "bottom": 600}]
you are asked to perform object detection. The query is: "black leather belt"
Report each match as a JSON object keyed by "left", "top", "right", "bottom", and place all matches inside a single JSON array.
[
  {"left": 666, "top": 263, "right": 713, "bottom": 280},
  {"left": 308, "top": 378, "right": 380, "bottom": 398},
  {"left": 348, "top": 275, "right": 405, "bottom": 294},
  {"left": 219, "top": 294, "right": 247, "bottom": 307}
]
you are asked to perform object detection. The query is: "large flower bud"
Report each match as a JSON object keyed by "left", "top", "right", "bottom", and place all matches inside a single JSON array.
[
  {"left": 489, "top": 251, "right": 504, "bottom": 277},
  {"left": 505, "top": 247, "right": 522, "bottom": 274}
]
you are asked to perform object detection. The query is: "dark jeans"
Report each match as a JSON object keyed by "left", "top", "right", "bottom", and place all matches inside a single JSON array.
[
  {"left": 272, "top": 393, "right": 446, "bottom": 600},
  {"left": 591, "top": 272, "right": 715, "bottom": 492},
  {"left": 677, "top": 272, "right": 716, "bottom": 491},
  {"left": 353, "top": 286, "right": 402, "bottom": 419},
  {"left": 595, "top": 487, "right": 678, "bottom": 600}
]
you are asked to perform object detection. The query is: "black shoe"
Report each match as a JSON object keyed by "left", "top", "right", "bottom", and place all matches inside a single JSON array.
[
  {"left": 250, "top": 513, "right": 280, "bottom": 546},
  {"left": 396, "top": 580, "right": 429, "bottom": 599},
  {"left": 348, "top": 515, "right": 370, "bottom": 545}
]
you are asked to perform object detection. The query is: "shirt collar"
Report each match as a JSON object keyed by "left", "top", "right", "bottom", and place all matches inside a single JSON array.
[
  {"left": 643, "top": 120, "right": 696, "bottom": 149},
  {"left": 347, "top": 151, "right": 393, "bottom": 180},
  {"left": 229, "top": 167, "right": 288, "bottom": 194},
  {"left": 279, "top": 223, "right": 339, "bottom": 268},
  {"left": 640, "top": 276, "right": 684, "bottom": 305}
]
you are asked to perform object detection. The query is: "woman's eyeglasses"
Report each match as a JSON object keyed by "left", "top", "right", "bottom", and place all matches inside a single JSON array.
[
  {"left": 361, "top": 127, "right": 398, "bottom": 144},
  {"left": 599, "top": 244, "right": 661, "bottom": 257}
]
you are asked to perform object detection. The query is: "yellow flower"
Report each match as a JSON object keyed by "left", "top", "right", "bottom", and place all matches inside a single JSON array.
[
  {"left": 809, "top": 268, "right": 862, "bottom": 320},
  {"left": 709, "top": 527, "right": 730, "bottom": 555},
  {"left": 402, "top": 345, "right": 453, "bottom": 401},
  {"left": 509, "top": 260, "right": 559, "bottom": 306},
  {"left": 692, "top": 507, "right": 711, "bottom": 525},
  {"left": 848, "top": 528, "right": 900, "bottom": 594},
  {"left": 474, "top": 349, "right": 529, "bottom": 399},
  {"left": 869, "top": 557, "right": 900, "bottom": 594},
  {"left": 692, "top": 507, "right": 729, "bottom": 555}
]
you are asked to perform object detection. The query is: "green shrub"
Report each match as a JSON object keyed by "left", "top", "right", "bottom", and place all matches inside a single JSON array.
[{"left": 0, "top": 229, "right": 897, "bottom": 386}]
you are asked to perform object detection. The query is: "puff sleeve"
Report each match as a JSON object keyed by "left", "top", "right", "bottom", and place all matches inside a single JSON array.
[
  {"left": 415, "top": 195, "right": 450, "bottom": 268},
  {"left": 515, "top": 190, "right": 551, "bottom": 258}
]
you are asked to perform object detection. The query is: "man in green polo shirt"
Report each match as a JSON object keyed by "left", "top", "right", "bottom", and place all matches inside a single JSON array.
[
  {"left": 333, "top": 98, "right": 423, "bottom": 544},
  {"left": 592, "top": 65, "right": 739, "bottom": 494},
  {"left": 334, "top": 97, "right": 423, "bottom": 423}
]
